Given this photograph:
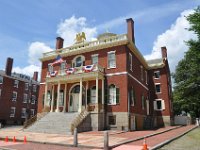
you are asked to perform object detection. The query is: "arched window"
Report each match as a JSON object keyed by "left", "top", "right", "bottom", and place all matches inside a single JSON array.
[
  {"left": 72, "top": 55, "right": 85, "bottom": 67},
  {"left": 108, "top": 84, "right": 119, "bottom": 105}
]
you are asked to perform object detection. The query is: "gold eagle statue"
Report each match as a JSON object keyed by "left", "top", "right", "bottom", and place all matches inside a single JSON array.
[{"left": 75, "top": 32, "right": 86, "bottom": 43}]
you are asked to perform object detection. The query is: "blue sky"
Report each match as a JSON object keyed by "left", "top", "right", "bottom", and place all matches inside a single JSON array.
[{"left": 0, "top": 0, "right": 199, "bottom": 79}]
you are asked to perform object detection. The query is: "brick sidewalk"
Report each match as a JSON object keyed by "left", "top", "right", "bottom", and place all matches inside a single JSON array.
[{"left": 0, "top": 125, "right": 196, "bottom": 149}]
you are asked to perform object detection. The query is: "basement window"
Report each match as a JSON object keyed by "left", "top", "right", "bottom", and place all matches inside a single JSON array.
[{"left": 108, "top": 115, "right": 116, "bottom": 125}]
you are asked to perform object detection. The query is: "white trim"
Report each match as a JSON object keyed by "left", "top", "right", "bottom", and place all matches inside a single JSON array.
[
  {"left": 128, "top": 73, "right": 149, "bottom": 90},
  {"left": 106, "top": 72, "right": 127, "bottom": 77},
  {"left": 154, "top": 70, "right": 160, "bottom": 79},
  {"left": 107, "top": 50, "right": 116, "bottom": 54},
  {"left": 40, "top": 82, "right": 45, "bottom": 85}
]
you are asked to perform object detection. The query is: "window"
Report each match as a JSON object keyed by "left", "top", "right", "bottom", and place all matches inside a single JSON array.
[
  {"left": 130, "top": 87, "right": 136, "bottom": 106},
  {"left": 108, "top": 51, "right": 116, "bottom": 68},
  {"left": 59, "top": 90, "right": 64, "bottom": 106},
  {"left": 108, "top": 84, "right": 119, "bottom": 105},
  {"left": 154, "top": 71, "right": 160, "bottom": 79},
  {"left": 0, "top": 89, "right": 1, "bottom": 97},
  {"left": 10, "top": 107, "right": 16, "bottom": 117},
  {"left": 129, "top": 53, "right": 133, "bottom": 71},
  {"left": 48, "top": 64, "right": 54, "bottom": 73},
  {"left": 12, "top": 91, "right": 17, "bottom": 101},
  {"left": 92, "top": 54, "right": 98, "bottom": 64},
  {"left": 140, "top": 66, "right": 143, "bottom": 81},
  {"left": 90, "top": 86, "right": 96, "bottom": 104},
  {"left": 108, "top": 115, "right": 116, "bottom": 125},
  {"left": 23, "top": 94, "right": 28, "bottom": 103},
  {"left": 21, "top": 108, "right": 26, "bottom": 118},
  {"left": 14, "top": 80, "right": 19, "bottom": 88},
  {"left": 30, "top": 109, "right": 35, "bottom": 117},
  {"left": 72, "top": 56, "right": 85, "bottom": 67},
  {"left": 155, "top": 84, "right": 161, "bottom": 93},
  {"left": 31, "top": 95, "right": 36, "bottom": 104},
  {"left": 45, "top": 91, "right": 51, "bottom": 106},
  {"left": 141, "top": 94, "right": 145, "bottom": 110},
  {"left": 0, "top": 76, "right": 3, "bottom": 84},
  {"left": 60, "top": 62, "right": 66, "bottom": 75},
  {"left": 25, "top": 83, "right": 29, "bottom": 91},
  {"left": 145, "top": 71, "right": 148, "bottom": 84},
  {"left": 33, "top": 85, "right": 37, "bottom": 92},
  {"left": 154, "top": 99, "right": 165, "bottom": 111}
]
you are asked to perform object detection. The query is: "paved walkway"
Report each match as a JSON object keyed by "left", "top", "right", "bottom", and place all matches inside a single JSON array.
[{"left": 0, "top": 125, "right": 196, "bottom": 149}]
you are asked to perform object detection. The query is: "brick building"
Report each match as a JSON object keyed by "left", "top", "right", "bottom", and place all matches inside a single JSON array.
[
  {"left": 37, "top": 18, "right": 173, "bottom": 131},
  {"left": 0, "top": 58, "right": 39, "bottom": 125}
]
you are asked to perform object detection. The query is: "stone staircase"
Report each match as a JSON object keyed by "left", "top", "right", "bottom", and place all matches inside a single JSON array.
[{"left": 24, "top": 112, "right": 79, "bottom": 134}]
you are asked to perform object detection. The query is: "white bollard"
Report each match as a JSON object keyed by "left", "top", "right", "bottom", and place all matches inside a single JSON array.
[
  {"left": 73, "top": 128, "right": 78, "bottom": 147},
  {"left": 196, "top": 118, "right": 199, "bottom": 126},
  {"left": 104, "top": 131, "right": 109, "bottom": 150}
]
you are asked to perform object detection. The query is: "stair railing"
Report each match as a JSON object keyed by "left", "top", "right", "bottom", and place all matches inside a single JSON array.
[{"left": 70, "top": 109, "right": 89, "bottom": 134}]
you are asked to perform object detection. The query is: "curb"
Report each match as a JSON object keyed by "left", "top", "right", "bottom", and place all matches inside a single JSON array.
[
  {"left": 109, "top": 125, "right": 182, "bottom": 149},
  {"left": 150, "top": 125, "right": 198, "bottom": 150}
]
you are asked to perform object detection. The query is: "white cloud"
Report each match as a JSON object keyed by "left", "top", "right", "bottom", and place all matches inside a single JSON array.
[
  {"left": 145, "top": 9, "right": 197, "bottom": 72},
  {"left": 28, "top": 42, "right": 53, "bottom": 66},
  {"left": 57, "top": 16, "right": 97, "bottom": 47}
]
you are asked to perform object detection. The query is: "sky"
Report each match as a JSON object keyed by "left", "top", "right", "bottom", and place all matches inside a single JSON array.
[{"left": 0, "top": 0, "right": 199, "bottom": 81}]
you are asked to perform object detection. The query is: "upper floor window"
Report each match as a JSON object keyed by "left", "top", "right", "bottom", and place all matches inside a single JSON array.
[
  {"left": 21, "top": 108, "right": 26, "bottom": 118},
  {"left": 31, "top": 95, "right": 36, "bottom": 104},
  {"left": 130, "top": 87, "right": 136, "bottom": 106},
  {"left": 60, "top": 61, "right": 66, "bottom": 70},
  {"left": 108, "top": 84, "right": 119, "bottom": 105},
  {"left": 108, "top": 51, "right": 116, "bottom": 69},
  {"left": 154, "top": 71, "right": 160, "bottom": 79},
  {"left": 129, "top": 53, "right": 133, "bottom": 71},
  {"left": 12, "top": 91, "right": 17, "bottom": 101},
  {"left": 155, "top": 83, "right": 161, "bottom": 93},
  {"left": 154, "top": 99, "right": 165, "bottom": 111},
  {"left": 145, "top": 71, "right": 148, "bottom": 84},
  {"left": 25, "top": 83, "right": 29, "bottom": 91},
  {"left": 141, "top": 94, "right": 145, "bottom": 110},
  {"left": 91, "top": 54, "right": 98, "bottom": 64},
  {"left": 140, "top": 66, "right": 143, "bottom": 81},
  {"left": 10, "top": 107, "right": 16, "bottom": 118},
  {"left": 33, "top": 85, "right": 37, "bottom": 92},
  {"left": 72, "top": 55, "right": 85, "bottom": 67},
  {"left": 14, "top": 80, "right": 19, "bottom": 88},
  {"left": 48, "top": 64, "right": 54, "bottom": 73},
  {"left": 23, "top": 94, "right": 28, "bottom": 103},
  {"left": 0, "top": 76, "right": 3, "bottom": 84}
]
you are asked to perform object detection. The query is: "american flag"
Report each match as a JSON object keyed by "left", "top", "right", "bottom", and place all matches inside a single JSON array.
[
  {"left": 66, "top": 68, "right": 76, "bottom": 75},
  {"left": 83, "top": 65, "right": 94, "bottom": 72},
  {"left": 50, "top": 55, "right": 64, "bottom": 66},
  {"left": 48, "top": 71, "right": 58, "bottom": 77}
]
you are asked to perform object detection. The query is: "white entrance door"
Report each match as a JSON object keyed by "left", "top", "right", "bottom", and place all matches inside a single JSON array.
[{"left": 72, "top": 93, "right": 79, "bottom": 111}]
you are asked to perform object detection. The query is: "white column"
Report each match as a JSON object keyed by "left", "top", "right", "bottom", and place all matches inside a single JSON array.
[
  {"left": 96, "top": 77, "right": 98, "bottom": 104},
  {"left": 44, "top": 82, "right": 48, "bottom": 108},
  {"left": 86, "top": 81, "right": 88, "bottom": 108},
  {"left": 78, "top": 78, "right": 83, "bottom": 112},
  {"left": 50, "top": 85, "right": 55, "bottom": 112},
  {"left": 102, "top": 79, "right": 104, "bottom": 111},
  {"left": 63, "top": 83, "right": 67, "bottom": 113},
  {"left": 56, "top": 82, "right": 61, "bottom": 112}
]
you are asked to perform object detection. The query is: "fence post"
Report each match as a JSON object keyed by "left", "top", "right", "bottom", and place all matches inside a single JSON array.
[
  {"left": 73, "top": 128, "right": 78, "bottom": 147},
  {"left": 104, "top": 131, "right": 109, "bottom": 150}
]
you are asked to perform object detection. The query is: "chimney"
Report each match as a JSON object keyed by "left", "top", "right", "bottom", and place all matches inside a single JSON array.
[
  {"left": 5, "top": 57, "right": 13, "bottom": 76},
  {"left": 126, "top": 18, "right": 135, "bottom": 43},
  {"left": 56, "top": 37, "right": 64, "bottom": 49},
  {"left": 33, "top": 71, "right": 38, "bottom": 81},
  {"left": 161, "top": 46, "right": 167, "bottom": 58}
]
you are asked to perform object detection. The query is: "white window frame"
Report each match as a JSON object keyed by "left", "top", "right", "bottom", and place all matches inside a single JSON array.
[
  {"left": 12, "top": 91, "right": 17, "bottom": 101},
  {"left": 72, "top": 55, "right": 85, "bottom": 68},
  {"left": 154, "top": 71, "right": 160, "bottom": 79},
  {"left": 10, "top": 107, "right": 16, "bottom": 117},
  {"left": 129, "top": 53, "right": 133, "bottom": 71},
  {"left": 154, "top": 99, "right": 165, "bottom": 111},
  {"left": 91, "top": 54, "right": 99, "bottom": 65},
  {"left": 145, "top": 70, "right": 148, "bottom": 85},
  {"left": 21, "top": 108, "right": 26, "bottom": 118},
  {"left": 141, "top": 94, "right": 145, "bottom": 110},
  {"left": 130, "top": 87, "right": 135, "bottom": 106},
  {"left": 59, "top": 90, "right": 64, "bottom": 106},
  {"left": 155, "top": 83, "right": 161, "bottom": 93},
  {"left": 25, "top": 83, "right": 29, "bottom": 91},
  {"left": 33, "top": 85, "right": 37, "bottom": 92},
  {"left": 23, "top": 93, "right": 28, "bottom": 103},
  {"left": 30, "top": 109, "right": 35, "bottom": 117},
  {"left": 14, "top": 80, "right": 19, "bottom": 88},
  {"left": 31, "top": 95, "right": 36, "bottom": 104},
  {"left": 0, "top": 76, "right": 3, "bottom": 84},
  {"left": 90, "top": 86, "right": 96, "bottom": 104},
  {"left": 140, "top": 66, "right": 143, "bottom": 81},
  {"left": 108, "top": 84, "right": 119, "bottom": 105},
  {"left": 107, "top": 51, "right": 116, "bottom": 69},
  {"left": 48, "top": 64, "right": 54, "bottom": 73}
]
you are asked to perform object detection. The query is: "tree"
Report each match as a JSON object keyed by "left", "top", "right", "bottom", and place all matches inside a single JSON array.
[{"left": 173, "top": 6, "right": 200, "bottom": 118}]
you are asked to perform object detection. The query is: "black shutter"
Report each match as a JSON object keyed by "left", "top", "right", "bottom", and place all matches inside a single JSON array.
[
  {"left": 116, "top": 87, "right": 120, "bottom": 104},
  {"left": 87, "top": 89, "right": 91, "bottom": 104},
  {"left": 98, "top": 89, "right": 102, "bottom": 103}
]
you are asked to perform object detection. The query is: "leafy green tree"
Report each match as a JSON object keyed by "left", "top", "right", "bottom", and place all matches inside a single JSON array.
[{"left": 173, "top": 6, "right": 200, "bottom": 118}]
